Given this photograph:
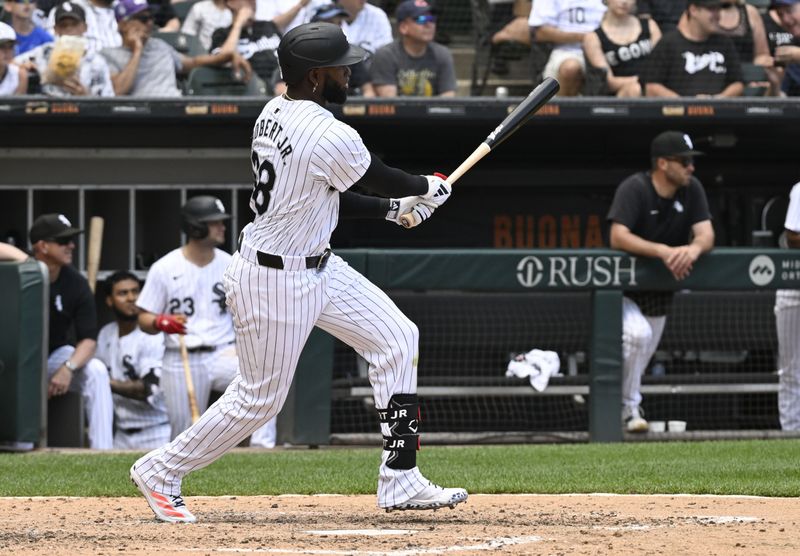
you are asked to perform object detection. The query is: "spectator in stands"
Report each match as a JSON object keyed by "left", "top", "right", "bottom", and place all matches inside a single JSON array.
[
  {"left": 95, "top": 271, "right": 171, "bottom": 449},
  {"left": 254, "top": 0, "right": 322, "bottom": 32},
  {"left": 764, "top": 0, "right": 797, "bottom": 56},
  {"left": 338, "top": 0, "right": 392, "bottom": 56},
  {"left": 45, "top": 0, "right": 121, "bottom": 52},
  {"left": 716, "top": 0, "right": 771, "bottom": 65},
  {"left": 492, "top": 0, "right": 532, "bottom": 48},
  {"left": 7, "top": 0, "right": 53, "bottom": 55},
  {"left": 146, "top": 0, "right": 179, "bottom": 31},
  {"left": 29, "top": 213, "right": 114, "bottom": 449},
  {"left": 607, "top": 131, "right": 714, "bottom": 433},
  {"left": 181, "top": 0, "right": 232, "bottom": 51},
  {"left": 528, "top": 0, "right": 606, "bottom": 97},
  {"left": 211, "top": 0, "right": 305, "bottom": 92},
  {"left": 370, "top": 0, "right": 456, "bottom": 97},
  {"left": 0, "top": 21, "right": 28, "bottom": 93},
  {"left": 102, "top": 0, "right": 250, "bottom": 97},
  {"left": 583, "top": 0, "right": 662, "bottom": 97},
  {"left": 775, "top": 179, "right": 800, "bottom": 431},
  {"left": 770, "top": 0, "right": 800, "bottom": 95},
  {"left": 15, "top": 2, "right": 114, "bottom": 96},
  {"left": 638, "top": 0, "right": 686, "bottom": 34},
  {"left": 309, "top": 3, "right": 371, "bottom": 95},
  {"left": 644, "top": 0, "right": 744, "bottom": 97}
]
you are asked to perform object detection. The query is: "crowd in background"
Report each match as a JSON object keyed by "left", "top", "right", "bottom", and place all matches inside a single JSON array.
[{"left": 0, "top": 0, "right": 798, "bottom": 98}]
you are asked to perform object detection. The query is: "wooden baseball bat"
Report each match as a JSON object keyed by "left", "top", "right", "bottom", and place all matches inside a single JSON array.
[
  {"left": 178, "top": 335, "right": 201, "bottom": 424},
  {"left": 86, "top": 216, "right": 104, "bottom": 293},
  {"left": 400, "top": 78, "right": 560, "bottom": 228}
]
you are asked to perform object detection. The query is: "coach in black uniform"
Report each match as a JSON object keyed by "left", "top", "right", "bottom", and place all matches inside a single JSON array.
[
  {"left": 30, "top": 214, "right": 114, "bottom": 449},
  {"left": 607, "top": 131, "right": 715, "bottom": 432}
]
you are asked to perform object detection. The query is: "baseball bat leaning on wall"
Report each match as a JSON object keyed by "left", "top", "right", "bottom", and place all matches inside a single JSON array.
[
  {"left": 179, "top": 336, "right": 201, "bottom": 424},
  {"left": 86, "top": 216, "right": 104, "bottom": 293},
  {"left": 400, "top": 78, "right": 560, "bottom": 228}
]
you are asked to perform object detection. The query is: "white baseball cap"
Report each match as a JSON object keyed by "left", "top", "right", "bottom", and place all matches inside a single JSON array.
[{"left": 0, "top": 22, "right": 16, "bottom": 44}]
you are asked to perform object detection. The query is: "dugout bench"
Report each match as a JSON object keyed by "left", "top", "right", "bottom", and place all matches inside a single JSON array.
[{"left": 287, "top": 248, "right": 798, "bottom": 445}]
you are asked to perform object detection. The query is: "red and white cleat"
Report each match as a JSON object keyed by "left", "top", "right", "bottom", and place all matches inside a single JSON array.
[{"left": 130, "top": 465, "right": 197, "bottom": 523}]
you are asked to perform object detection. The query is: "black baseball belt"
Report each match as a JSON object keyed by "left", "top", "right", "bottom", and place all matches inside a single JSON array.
[
  {"left": 170, "top": 340, "right": 235, "bottom": 354},
  {"left": 256, "top": 248, "right": 331, "bottom": 271}
]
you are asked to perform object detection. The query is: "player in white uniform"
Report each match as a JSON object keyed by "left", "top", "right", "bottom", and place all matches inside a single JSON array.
[
  {"left": 130, "top": 22, "right": 466, "bottom": 523},
  {"left": 775, "top": 181, "right": 800, "bottom": 431},
  {"left": 134, "top": 196, "right": 276, "bottom": 446},
  {"left": 95, "top": 271, "right": 171, "bottom": 449}
]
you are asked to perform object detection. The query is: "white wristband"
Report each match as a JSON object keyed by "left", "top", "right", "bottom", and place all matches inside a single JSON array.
[{"left": 64, "top": 360, "right": 77, "bottom": 372}]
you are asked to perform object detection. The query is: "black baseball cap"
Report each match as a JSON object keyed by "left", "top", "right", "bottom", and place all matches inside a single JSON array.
[
  {"left": 29, "top": 213, "right": 84, "bottom": 243},
  {"left": 650, "top": 131, "right": 704, "bottom": 159},
  {"left": 395, "top": 0, "right": 434, "bottom": 21},
  {"left": 54, "top": 1, "right": 86, "bottom": 23}
]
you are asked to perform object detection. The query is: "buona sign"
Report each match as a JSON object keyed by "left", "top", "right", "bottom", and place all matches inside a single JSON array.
[{"left": 516, "top": 255, "right": 638, "bottom": 288}]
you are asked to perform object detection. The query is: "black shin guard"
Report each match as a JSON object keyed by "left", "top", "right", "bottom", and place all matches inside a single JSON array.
[{"left": 377, "top": 394, "right": 420, "bottom": 470}]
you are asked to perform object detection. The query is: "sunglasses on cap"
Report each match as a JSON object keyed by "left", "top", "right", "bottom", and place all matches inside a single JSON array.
[
  {"left": 664, "top": 156, "right": 695, "bottom": 167},
  {"left": 47, "top": 236, "right": 75, "bottom": 245},
  {"left": 413, "top": 14, "right": 436, "bottom": 24},
  {"left": 13, "top": 0, "right": 36, "bottom": 4}
]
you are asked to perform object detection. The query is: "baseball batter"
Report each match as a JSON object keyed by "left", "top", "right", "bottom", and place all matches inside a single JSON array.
[
  {"left": 134, "top": 196, "right": 276, "bottom": 445},
  {"left": 775, "top": 181, "right": 800, "bottom": 431},
  {"left": 95, "top": 271, "right": 170, "bottom": 449},
  {"left": 130, "top": 22, "right": 466, "bottom": 523}
]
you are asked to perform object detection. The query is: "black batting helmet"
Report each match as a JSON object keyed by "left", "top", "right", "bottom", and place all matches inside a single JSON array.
[
  {"left": 181, "top": 196, "right": 230, "bottom": 239},
  {"left": 277, "top": 22, "right": 366, "bottom": 86}
]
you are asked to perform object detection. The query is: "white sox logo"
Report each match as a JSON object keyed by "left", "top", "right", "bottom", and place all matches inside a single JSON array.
[
  {"left": 748, "top": 255, "right": 775, "bottom": 286},
  {"left": 487, "top": 123, "right": 504, "bottom": 144},
  {"left": 516, "top": 255, "right": 638, "bottom": 288}
]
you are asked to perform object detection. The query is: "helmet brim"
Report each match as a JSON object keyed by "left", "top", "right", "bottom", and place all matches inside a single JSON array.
[{"left": 323, "top": 43, "right": 367, "bottom": 69}]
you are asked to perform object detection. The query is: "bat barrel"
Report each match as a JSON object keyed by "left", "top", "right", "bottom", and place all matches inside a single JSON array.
[{"left": 484, "top": 78, "right": 560, "bottom": 150}]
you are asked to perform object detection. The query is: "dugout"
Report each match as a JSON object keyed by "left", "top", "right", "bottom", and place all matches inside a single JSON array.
[{"left": 1, "top": 97, "right": 799, "bottom": 259}]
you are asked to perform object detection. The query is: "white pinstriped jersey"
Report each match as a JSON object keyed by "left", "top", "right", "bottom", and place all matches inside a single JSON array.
[
  {"left": 244, "top": 95, "right": 371, "bottom": 256},
  {"left": 137, "top": 248, "right": 235, "bottom": 349},
  {"left": 777, "top": 182, "right": 800, "bottom": 308},
  {"left": 96, "top": 323, "right": 169, "bottom": 430},
  {"left": 341, "top": 4, "right": 393, "bottom": 55}
]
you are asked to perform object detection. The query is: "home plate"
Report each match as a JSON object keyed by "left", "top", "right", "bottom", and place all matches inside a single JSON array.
[{"left": 305, "top": 529, "right": 417, "bottom": 536}]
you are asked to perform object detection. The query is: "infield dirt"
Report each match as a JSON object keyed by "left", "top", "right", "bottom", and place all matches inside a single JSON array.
[{"left": 0, "top": 494, "right": 797, "bottom": 555}]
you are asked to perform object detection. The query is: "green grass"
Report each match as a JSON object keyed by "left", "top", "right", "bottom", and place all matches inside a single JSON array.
[{"left": 1, "top": 440, "right": 799, "bottom": 497}]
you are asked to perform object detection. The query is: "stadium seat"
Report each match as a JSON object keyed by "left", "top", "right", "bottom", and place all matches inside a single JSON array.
[
  {"left": 155, "top": 31, "right": 205, "bottom": 57},
  {"left": 756, "top": 194, "right": 790, "bottom": 246},
  {"left": 185, "top": 66, "right": 267, "bottom": 96},
  {"left": 741, "top": 63, "right": 769, "bottom": 96},
  {"left": 172, "top": 0, "right": 202, "bottom": 23}
]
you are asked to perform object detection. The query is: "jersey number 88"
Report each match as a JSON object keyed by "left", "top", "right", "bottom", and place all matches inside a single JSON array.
[{"left": 250, "top": 152, "right": 276, "bottom": 216}]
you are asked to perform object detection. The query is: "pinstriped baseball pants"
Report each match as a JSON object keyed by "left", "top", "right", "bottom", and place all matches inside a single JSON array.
[
  {"left": 135, "top": 252, "right": 429, "bottom": 505},
  {"left": 775, "top": 291, "right": 800, "bottom": 430},
  {"left": 48, "top": 345, "right": 114, "bottom": 450},
  {"left": 622, "top": 297, "right": 666, "bottom": 409}
]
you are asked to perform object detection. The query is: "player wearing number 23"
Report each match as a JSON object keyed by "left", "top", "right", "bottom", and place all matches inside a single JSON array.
[
  {"left": 130, "top": 22, "right": 465, "bottom": 523},
  {"left": 135, "top": 196, "right": 275, "bottom": 446}
]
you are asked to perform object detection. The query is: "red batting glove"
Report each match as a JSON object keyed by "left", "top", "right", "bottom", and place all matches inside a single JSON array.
[
  {"left": 434, "top": 172, "right": 448, "bottom": 181},
  {"left": 153, "top": 314, "right": 187, "bottom": 335}
]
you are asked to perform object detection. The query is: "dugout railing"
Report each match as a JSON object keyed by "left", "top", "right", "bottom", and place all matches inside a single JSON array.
[{"left": 281, "top": 248, "right": 800, "bottom": 446}]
